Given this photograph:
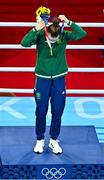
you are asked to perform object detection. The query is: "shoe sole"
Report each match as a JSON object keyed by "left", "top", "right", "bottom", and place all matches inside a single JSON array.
[{"left": 34, "top": 151, "right": 43, "bottom": 154}]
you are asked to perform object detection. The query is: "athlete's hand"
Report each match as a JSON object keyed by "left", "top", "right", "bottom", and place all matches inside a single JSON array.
[
  {"left": 58, "top": 15, "right": 69, "bottom": 24},
  {"left": 35, "top": 20, "right": 45, "bottom": 31}
]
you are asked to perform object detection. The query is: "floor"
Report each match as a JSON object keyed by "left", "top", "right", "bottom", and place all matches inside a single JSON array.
[{"left": 0, "top": 97, "right": 104, "bottom": 142}]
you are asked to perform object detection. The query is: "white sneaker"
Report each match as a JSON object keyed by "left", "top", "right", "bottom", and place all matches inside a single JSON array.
[
  {"left": 33, "top": 140, "right": 45, "bottom": 153},
  {"left": 49, "top": 138, "right": 63, "bottom": 154}
]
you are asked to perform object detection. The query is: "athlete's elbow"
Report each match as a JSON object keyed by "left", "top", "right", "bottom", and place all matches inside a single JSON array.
[
  {"left": 21, "top": 40, "right": 31, "bottom": 47},
  {"left": 82, "top": 30, "right": 87, "bottom": 38}
]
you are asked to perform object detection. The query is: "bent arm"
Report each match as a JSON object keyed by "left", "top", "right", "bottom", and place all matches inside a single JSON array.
[
  {"left": 65, "top": 21, "right": 87, "bottom": 41},
  {"left": 21, "top": 28, "right": 39, "bottom": 47}
]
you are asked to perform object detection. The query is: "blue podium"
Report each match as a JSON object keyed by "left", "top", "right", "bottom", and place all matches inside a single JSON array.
[{"left": 0, "top": 126, "right": 104, "bottom": 179}]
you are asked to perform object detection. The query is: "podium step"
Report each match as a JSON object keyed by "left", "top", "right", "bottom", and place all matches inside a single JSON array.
[{"left": 0, "top": 126, "right": 103, "bottom": 165}]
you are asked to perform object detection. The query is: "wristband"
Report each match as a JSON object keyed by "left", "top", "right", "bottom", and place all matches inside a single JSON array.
[
  {"left": 68, "top": 20, "right": 73, "bottom": 26},
  {"left": 33, "top": 27, "right": 36, "bottom": 32}
]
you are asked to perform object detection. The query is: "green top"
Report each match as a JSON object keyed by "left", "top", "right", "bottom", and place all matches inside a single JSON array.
[{"left": 21, "top": 21, "right": 87, "bottom": 79}]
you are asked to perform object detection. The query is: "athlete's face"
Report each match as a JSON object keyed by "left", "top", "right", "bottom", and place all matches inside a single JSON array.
[{"left": 48, "top": 33, "right": 59, "bottom": 43}]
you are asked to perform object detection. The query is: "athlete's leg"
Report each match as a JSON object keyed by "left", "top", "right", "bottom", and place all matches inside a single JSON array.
[
  {"left": 34, "top": 77, "right": 52, "bottom": 140},
  {"left": 50, "top": 76, "right": 66, "bottom": 140}
]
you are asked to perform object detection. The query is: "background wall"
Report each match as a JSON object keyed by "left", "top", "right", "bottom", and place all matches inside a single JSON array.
[{"left": 0, "top": 0, "right": 104, "bottom": 96}]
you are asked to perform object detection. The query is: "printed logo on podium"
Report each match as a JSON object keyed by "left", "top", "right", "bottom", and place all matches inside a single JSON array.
[{"left": 41, "top": 167, "right": 66, "bottom": 179}]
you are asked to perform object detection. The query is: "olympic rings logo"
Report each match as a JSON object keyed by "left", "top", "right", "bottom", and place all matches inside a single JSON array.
[{"left": 41, "top": 167, "right": 66, "bottom": 179}]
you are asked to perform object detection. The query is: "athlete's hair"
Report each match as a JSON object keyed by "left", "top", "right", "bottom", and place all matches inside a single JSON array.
[{"left": 47, "top": 17, "right": 61, "bottom": 37}]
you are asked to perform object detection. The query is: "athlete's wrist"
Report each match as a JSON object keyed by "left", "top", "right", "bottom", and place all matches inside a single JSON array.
[
  {"left": 33, "top": 27, "right": 38, "bottom": 32},
  {"left": 33, "top": 27, "right": 36, "bottom": 31},
  {"left": 68, "top": 20, "right": 73, "bottom": 26}
]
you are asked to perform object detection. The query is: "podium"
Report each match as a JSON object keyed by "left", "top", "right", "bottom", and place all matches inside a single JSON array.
[{"left": 0, "top": 126, "right": 104, "bottom": 179}]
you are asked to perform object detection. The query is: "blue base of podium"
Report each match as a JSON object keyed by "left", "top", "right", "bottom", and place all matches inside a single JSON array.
[
  {"left": 0, "top": 164, "right": 104, "bottom": 179},
  {"left": 0, "top": 126, "right": 104, "bottom": 179}
]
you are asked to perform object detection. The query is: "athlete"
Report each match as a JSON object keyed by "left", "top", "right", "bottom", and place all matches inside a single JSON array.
[{"left": 21, "top": 14, "right": 87, "bottom": 154}]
